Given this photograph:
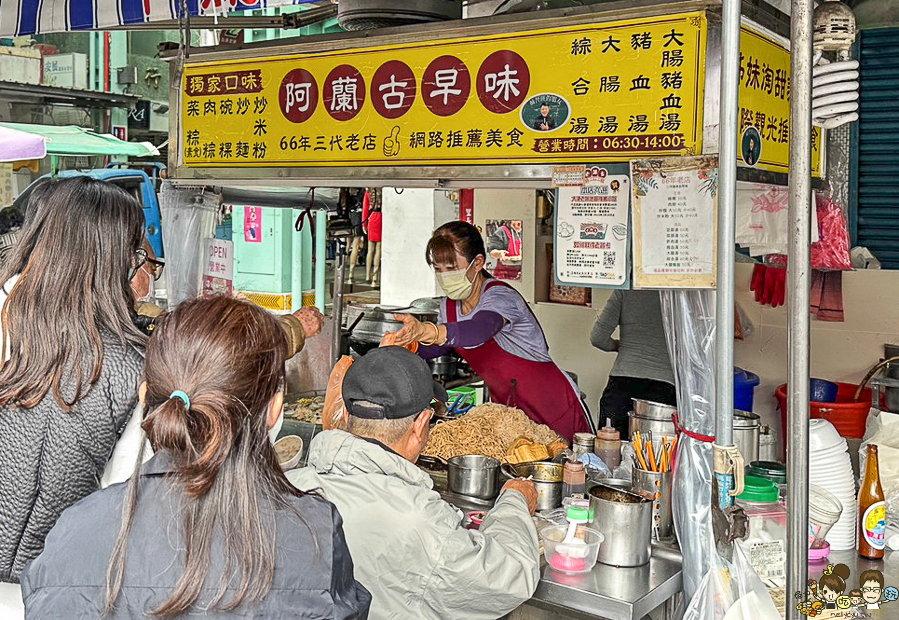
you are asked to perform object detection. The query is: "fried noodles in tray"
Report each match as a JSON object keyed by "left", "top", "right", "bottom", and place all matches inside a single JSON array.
[{"left": 423, "top": 403, "right": 564, "bottom": 461}]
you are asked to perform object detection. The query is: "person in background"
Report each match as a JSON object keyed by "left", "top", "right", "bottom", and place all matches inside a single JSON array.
[
  {"left": 130, "top": 238, "right": 166, "bottom": 335},
  {"left": 20, "top": 296, "right": 371, "bottom": 619},
  {"left": 591, "top": 289, "right": 676, "bottom": 438},
  {"left": 288, "top": 347, "right": 540, "bottom": 620},
  {"left": 386, "top": 221, "right": 592, "bottom": 440}
]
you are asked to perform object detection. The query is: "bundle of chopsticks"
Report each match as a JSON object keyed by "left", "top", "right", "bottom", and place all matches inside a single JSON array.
[{"left": 632, "top": 431, "right": 677, "bottom": 473}]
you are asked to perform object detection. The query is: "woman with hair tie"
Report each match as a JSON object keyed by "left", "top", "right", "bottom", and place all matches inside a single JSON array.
[
  {"left": 20, "top": 296, "right": 370, "bottom": 619},
  {"left": 385, "top": 221, "right": 592, "bottom": 440}
]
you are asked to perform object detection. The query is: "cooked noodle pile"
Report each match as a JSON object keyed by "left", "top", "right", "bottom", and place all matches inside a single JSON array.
[{"left": 423, "top": 403, "right": 562, "bottom": 461}]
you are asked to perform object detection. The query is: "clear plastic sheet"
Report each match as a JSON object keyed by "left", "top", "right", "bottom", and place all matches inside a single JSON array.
[
  {"left": 766, "top": 194, "right": 852, "bottom": 271},
  {"left": 158, "top": 182, "right": 221, "bottom": 309},
  {"left": 683, "top": 539, "right": 780, "bottom": 620},
  {"left": 660, "top": 290, "right": 716, "bottom": 601}
]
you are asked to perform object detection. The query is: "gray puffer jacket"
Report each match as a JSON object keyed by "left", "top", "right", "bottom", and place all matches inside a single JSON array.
[{"left": 0, "top": 332, "right": 143, "bottom": 583}]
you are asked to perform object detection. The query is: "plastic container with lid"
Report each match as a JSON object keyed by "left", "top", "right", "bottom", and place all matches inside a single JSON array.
[
  {"left": 748, "top": 460, "right": 787, "bottom": 503},
  {"left": 573, "top": 433, "right": 595, "bottom": 460},
  {"left": 594, "top": 418, "right": 621, "bottom": 469},
  {"left": 736, "top": 477, "right": 787, "bottom": 584},
  {"left": 562, "top": 461, "right": 586, "bottom": 498}
]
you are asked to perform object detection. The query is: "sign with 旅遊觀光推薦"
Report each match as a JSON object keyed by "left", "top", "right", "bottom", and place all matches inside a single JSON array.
[
  {"left": 179, "top": 12, "right": 708, "bottom": 167},
  {"left": 738, "top": 23, "right": 824, "bottom": 177}
]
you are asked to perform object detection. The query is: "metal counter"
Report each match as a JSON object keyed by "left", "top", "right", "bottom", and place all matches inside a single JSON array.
[
  {"left": 437, "top": 484, "right": 683, "bottom": 620},
  {"left": 808, "top": 549, "right": 899, "bottom": 596}
]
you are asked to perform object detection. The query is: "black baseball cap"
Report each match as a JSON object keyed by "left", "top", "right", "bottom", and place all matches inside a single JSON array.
[{"left": 342, "top": 346, "right": 448, "bottom": 419}]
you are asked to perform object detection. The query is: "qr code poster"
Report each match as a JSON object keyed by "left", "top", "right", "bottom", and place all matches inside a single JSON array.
[
  {"left": 554, "top": 171, "right": 630, "bottom": 288},
  {"left": 485, "top": 219, "right": 523, "bottom": 282}
]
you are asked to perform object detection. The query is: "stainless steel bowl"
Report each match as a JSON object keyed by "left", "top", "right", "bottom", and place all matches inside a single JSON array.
[{"left": 448, "top": 455, "right": 500, "bottom": 500}]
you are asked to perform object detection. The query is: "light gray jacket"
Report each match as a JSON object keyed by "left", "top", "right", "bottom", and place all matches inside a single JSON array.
[{"left": 288, "top": 430, "right": 540, "bottom": 620}]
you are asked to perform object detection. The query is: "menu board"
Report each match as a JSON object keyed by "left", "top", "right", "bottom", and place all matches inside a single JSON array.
[
  {"left": 631, "top": 155, "right": 718, "bottom": 288},
  {"left": 555, "top": 165, "right": 630, "bottom": 288}
]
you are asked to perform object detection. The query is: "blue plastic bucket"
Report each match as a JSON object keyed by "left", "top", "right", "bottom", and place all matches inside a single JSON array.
[{"left": 734, "top": 367, "right": 761, "bottom": 412}]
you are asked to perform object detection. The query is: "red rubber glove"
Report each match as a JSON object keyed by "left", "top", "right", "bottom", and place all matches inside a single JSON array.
[
  {"left": 750, "top": 263, "right": 767, "bottom": 304},
  {"left": 762, "top": 265, "right": 777, "bottom": 306},
  {"left": 772, "top": 267, "right": 787, "bottom": 308}
]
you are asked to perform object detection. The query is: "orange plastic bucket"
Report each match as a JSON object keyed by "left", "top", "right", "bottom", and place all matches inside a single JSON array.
[{"left": 776, "top": 382, "right": 873, "bottom": 459}]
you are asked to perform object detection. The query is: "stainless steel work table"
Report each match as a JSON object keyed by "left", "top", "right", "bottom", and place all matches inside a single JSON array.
[
  {"left": 808, "top": 549, "right": 899, "bottom": 597},
  {"left": 436, "top": 483, "right": 684, "bottom": 620},
  {"left": 516, "top": 547, "right": 683, "bottom": 620}
]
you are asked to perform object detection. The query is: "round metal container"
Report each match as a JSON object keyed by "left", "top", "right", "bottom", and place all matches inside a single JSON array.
[
  {"left": 631, "top": 399, "right": 677, "bottom": 419},
  {"left": 447, "top": 455, "right": 500, "bottom": 500},
  {"left": 589, "top": 484, "right": 653, "bottom": 567},
  {"left": 502, "top": 461, "right": 563, "bottom": 511},
  {"left": 628, "top": 400, "right": 676, "bottom": 450},
  {"left": 632, "top": 468, "right": 673, "bottom": 540},
  {"left": 734, "top": 410, "right": 761, "bottom": 464},
  {"left": 344, "top": 303, "right": 438, "bottom": 344}
]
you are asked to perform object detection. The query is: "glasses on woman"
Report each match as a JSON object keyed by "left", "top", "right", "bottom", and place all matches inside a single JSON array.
[{"left": 134, "top": 248, "right": 165, "bottom": 281}]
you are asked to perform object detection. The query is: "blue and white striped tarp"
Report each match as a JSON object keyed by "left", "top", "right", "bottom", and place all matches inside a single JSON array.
[{"left": 0, "top": 0, "right": 317, "bottom": 37}]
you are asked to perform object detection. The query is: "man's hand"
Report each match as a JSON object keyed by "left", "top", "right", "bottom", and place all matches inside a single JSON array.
[
  {"left": 490, "top": 249, "right": 508, "bottom": 260},
  {"left": 502, "top": 479, "right": 538, "bottom": 515},
  {"left": 293, "top": 307, "right": 325, "bottom": 338}
]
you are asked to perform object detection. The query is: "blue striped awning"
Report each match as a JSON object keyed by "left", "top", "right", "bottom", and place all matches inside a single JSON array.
[{"left": 0, "top": 0, "right": 317, "bottom": 37}]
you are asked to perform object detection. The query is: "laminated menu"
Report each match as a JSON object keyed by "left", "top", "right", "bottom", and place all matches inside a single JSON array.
[{"left": 631, "top": 155, "right": 718, "bottom": 289}]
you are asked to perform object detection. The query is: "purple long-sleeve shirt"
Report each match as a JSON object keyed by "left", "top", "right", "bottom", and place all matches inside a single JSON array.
[{"left": 418, "top": 310, "right": 505, "bottom": 360}]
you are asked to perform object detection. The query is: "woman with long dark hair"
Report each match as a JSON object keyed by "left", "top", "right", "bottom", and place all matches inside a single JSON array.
[
  {"left": 386, "top": 221, "right": 592, "bottom": 440},
  {"left": 20, "top": 295, "right": 371, "bottom": 618},
  {"left": 0, "top": 177, "right": 149, "bottom": 614}
]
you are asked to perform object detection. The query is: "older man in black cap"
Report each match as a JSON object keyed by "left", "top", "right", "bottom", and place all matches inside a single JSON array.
[{"left": 288, "top": 346, "right": 539, "bottom": 620}]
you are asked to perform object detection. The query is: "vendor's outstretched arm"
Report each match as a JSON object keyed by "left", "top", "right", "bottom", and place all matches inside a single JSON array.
[{"left": 418, "top": 310, "right": 504, "bottom": 359}]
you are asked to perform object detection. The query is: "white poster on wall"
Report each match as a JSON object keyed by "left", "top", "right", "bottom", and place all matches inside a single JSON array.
[
  {"left": 555, "top": 167, "right": 630, "bottom": 288},
  {"left": 631, "top": 155, "right": 718, "bottom": 289}
]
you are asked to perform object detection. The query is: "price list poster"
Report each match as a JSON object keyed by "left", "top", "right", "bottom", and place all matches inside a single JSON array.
[{"left": 631, "top": 155, "right": 718, "bottom": 289}]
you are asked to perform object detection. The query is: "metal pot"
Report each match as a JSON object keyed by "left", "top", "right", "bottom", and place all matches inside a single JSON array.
[
  {"left": 447, "top": 455, "right": 500, "bottom": 500},
  {"left": 502, "top": 461, "right": 563, "bottom": 511},
  {"left": 734, "top": 410, "right": 760, "bottom": 464},
  {"left": 429, "top": 355, "right": 457, "bottom": 380},
  {"left": 628, "top": 399, "right": 676, "bottom": 451},
  {"left": 588, "top": 483, "right": 653, "bottom": 567}
]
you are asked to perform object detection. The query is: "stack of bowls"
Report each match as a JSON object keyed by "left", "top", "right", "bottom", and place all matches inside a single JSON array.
[{"left": 809, "top": 419, "right": 857, "bottom": 550}]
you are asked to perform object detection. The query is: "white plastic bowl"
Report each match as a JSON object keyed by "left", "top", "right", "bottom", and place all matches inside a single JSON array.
[
  {"left": 275, "top": 435, "right": 304, "bottom": 471},
  {"left": 809, "top": 419, "right": 844, "bottom": 452}
]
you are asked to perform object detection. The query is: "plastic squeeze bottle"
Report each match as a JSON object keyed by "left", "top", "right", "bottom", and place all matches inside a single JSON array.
[
  {"left": 593, "top": 418, "right": 621, "bottom": 469},
  {"left": 859, "top": 444, "right": 886, "bottom": 559}
]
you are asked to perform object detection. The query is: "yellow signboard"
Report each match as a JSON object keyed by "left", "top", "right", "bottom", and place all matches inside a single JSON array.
[
  {"left": 739, "top": 24, "right": 823, "bottom": 176},
  {"left": 181, "top": 12, "right": 708, "bottom": 167}
]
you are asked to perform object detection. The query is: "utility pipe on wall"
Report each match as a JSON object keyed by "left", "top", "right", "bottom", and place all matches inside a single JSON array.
[
  {"left": 786, "top": 0, "right": 814, "bottom": 615},
  {"left": 714, "top": 0, "right": 741, "bottom": 507}
]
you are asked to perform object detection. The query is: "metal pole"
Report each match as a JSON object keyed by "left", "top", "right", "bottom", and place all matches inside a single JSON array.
[
  {"left": 331, "top": 239, "right": 348, "bottom": 366},
  {"left": 786, "top": 0, "right": 814, "bottom": 614},
  {"left": 714, "top": 0, "right": 741, "bottom": 507}
]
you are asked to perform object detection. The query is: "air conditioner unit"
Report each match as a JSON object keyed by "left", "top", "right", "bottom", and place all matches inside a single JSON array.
[{"left": 116, "top": 66, "right": 138, "bottom": 85}]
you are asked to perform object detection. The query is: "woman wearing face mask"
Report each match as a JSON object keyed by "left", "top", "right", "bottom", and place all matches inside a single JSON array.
[{"left": 385, "top": 221, "right": 591, "bottom": 440}]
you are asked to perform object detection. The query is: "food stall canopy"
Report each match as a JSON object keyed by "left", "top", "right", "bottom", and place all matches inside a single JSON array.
[
  {"left": 0, "top": 0, "right": 317, "bottom": 37},
  {"left": 0, "top": 123, "right": 158, "bottom": 157},
  {"left": 0, "top": 125, "right": 47, "bottom": 162}
]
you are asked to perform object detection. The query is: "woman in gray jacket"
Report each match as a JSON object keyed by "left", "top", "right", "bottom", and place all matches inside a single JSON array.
[{"left": 20, "top": 296, "right": 370, "bottom": 619}]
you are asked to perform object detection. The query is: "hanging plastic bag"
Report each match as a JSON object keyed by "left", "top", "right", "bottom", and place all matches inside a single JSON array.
[
  {"left": 322, "top": 356, "right": 354, "bottom": 430},
  {"left": 683, "top": 541, "right": 780, "bottom": 620}
]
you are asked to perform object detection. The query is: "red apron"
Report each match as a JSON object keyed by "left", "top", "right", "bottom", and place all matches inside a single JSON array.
[
  {"left": 447, "top": 281, "right": 591, "bottom": 440},
  {"left": 492, "top": 226, "right": 522, "bottom": 280}
]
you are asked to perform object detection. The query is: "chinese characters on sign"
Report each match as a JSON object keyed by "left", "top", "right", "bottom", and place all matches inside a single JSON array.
[
  {"left": 555, "top": 168, "right": 630, "bottom": 288},
  {"left": 738, "top": 25, "right": 823, "bottom": 176},
  {"left": 203, "top": 238, "right": 234, "bottom": 296},
  {"left": 631, "top": 156, "right": 718, "bottom": 288},
  {"left": 181, "top": 12, "right": 707, "bottom": 167}
]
